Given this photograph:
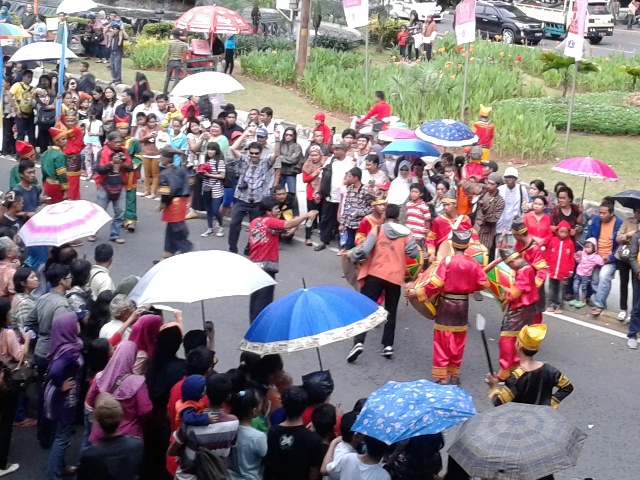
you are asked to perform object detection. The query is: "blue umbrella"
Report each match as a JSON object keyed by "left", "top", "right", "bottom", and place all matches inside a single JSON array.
[
  {"left": 352, "top": 379, "right": 476, "bottom": 444},
  {"left": 415, "top": 119, "right": 479, "bottom": 148},
  {"left": 381, "top": 139, "right": 440, "bottom": 157},
  {"left": 238, "top": 286, "right": 387, "bottom": 366}
]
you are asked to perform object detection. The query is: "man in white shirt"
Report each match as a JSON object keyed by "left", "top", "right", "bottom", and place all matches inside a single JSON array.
[
  {"left": 98, "top": 294, "right": 135, "bottom": 340},
  {"left": 322, "top": 435, "right": 390, "bottom": 480},
  {"left": 496, "top": 167, "right": 528, "bottom": 247},
  {"left": 315, "top": 143, "right": 355, "bottom": 251},
  {"left": 258, "top": 106, "right": 284, "bottom": 146},
  {"left": 89, "top": 243, "right": 116, "bottom": 300}
]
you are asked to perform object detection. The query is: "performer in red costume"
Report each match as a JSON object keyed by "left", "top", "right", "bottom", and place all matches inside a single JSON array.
[
  {"left": 355, "top": 198, "right": 387, "bottom": 245},
  {"left": 425, "top": 189, "right": 475, "bottom": 263},
  {"left": 471, "top": 104, "right": 495, "bottom": 161},
  {"left": 497, "top": 247, "right": 539, "bottom": 381},
  {"left": 406, "top": 230, "right": 488, "bottom": 384},
  {"left": 62, "top": 111, "right": 85, "bottom": 200}
]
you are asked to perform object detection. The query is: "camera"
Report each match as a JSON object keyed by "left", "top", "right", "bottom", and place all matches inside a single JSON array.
[{"left": 237, "top": 182, "right": 248, "bottom": 192}]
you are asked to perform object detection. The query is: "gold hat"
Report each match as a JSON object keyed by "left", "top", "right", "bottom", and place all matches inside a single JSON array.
[
  {"left": 479, "top": 104, "right": 492, "bottom": 117},
  {"left": 511, "top": 217, "right": 528, "bottom": 235},
  {"left": 518, "top": 324, "right": 547, "bottom": 351},
  {"left": 371, "top": 197, "right": 388, "bottom": 206},
  {"left": 441, "top": 188, "right": 457, "bottom": 205},
  {"left": 451, "top": 229, "right": 471, "bottom": 250}
]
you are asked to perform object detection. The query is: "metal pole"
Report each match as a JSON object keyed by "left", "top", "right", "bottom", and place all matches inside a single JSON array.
[
  {"left": 365, "top": 25, "right": 369, "bottom": 97},
  {"left": 460, "top": 44, "right": 470, "bottom": 120},
  {"left": 316, "top": 347, "right": 324, "bottom": 370},
  {"left": 56, "top": 22, "right": 67, "bottom": 119},
  {"left": 564, "top": 60, "right": 578, "bottom": 159},
  {"left": 201, "top": 300, "right": 206, "bottom": 329},
  {"left": 295, "top": 0, "right": 311, "bottom": 78}
]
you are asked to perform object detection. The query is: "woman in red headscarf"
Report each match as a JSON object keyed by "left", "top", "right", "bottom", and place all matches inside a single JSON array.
[{"left": 128, "top": 314, "right": 163, "bottom": 375}]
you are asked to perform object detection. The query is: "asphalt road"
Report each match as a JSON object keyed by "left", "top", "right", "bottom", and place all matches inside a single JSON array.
[
  {"left": 5, "top": 158, "right": 637, "bottom": 480},
  {"left": 437, "top": 15, "right": 640, "bottom": 56}
]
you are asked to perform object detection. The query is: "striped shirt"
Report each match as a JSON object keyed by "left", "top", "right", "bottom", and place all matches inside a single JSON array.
[
  {"left": 174, "top": 410, "right": 239, "bottom": 477},
  {"left": 203, "top": 157, "right": 225, "bottom": 199},
  {"left": 406, "top": 200, "right": 431, "bottom": 240},
  {"left": 167, "top": 38, "right": 188, "bottom": 61}
]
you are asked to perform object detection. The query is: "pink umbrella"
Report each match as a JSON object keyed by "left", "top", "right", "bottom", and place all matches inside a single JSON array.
[
  {"left": 552, "top": 157, "right": 618, "bottom": 202},
  {"left": 378, "top": 128, "right": 418, "bottom": 142},
  {"left": 175, "top": 6, "right": 253, "bottom": 34}
]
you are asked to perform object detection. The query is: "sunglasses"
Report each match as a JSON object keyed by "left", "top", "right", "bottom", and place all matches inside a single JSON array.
[{"left": 249, "top": 151, "right": 261, "bottom": 156}]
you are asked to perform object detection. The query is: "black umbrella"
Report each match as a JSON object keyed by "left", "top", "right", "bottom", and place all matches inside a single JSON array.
[{"left": 611, "top": 190, "right": 640, "bottom": 210}]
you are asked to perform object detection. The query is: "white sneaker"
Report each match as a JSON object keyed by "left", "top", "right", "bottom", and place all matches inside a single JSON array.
[
  {"left": 200, "top": 228, "right": 214, "bottom": 237},
  {"left": 215, "top": 226, "right": 224, "bottom": 237},
  {"left": 625, "top": 315, "right": 631, "bottom": 325},
  {"left": 618, "top": 310, "right": 627, "bottom": 322},
  {"left": 136, "top": 192, "right": 148, "bottom": 197},
  {"left": 347, "top": 343, "right": 364, "bottom": 363},
  {"left": 627, "top": 338, "right": 638, "bottom": 350},
  {"left": 0, "top": 464, "right": 19, "bottom": 476}
]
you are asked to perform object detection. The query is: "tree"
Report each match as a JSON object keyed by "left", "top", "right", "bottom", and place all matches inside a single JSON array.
[
  {"left": 619, "top": 66, "right": 640, "bottom": 91},
  {"left": 538, "top": 52, "right": 600, "bottom": 99},
  {"left": 312, "top": 0, "right": 322, "bottom": 45}
]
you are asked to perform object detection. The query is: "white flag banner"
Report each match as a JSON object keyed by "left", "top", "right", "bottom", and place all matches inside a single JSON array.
[
  {"left": 343, "top": 0, "right": 369, "bottom": 29},
  {"left": 564, "top": 0, "right": 587, "bottom": 60},
  {"left": 455, "top": 0, "right": 476, "bottom": 45}
]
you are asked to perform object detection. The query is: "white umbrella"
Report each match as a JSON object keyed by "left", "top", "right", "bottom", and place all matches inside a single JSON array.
[
  {"left": 10, "top": 42, "right": 78, "bottom": 62},
  {"left": 129, "top": 250, "right": 277, "bottom": 306},
  {"left": 57, "top": 0, "right": 98, "bottom": 14},
  {"left": 18, "top": 200, "right": 111, "bottom": 247},
  {"left": 169, "top": 72, "right": 244, "bottom": 98}
]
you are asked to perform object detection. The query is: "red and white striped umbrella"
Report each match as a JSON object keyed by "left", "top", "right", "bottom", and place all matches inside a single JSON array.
[
  {"left": 175, "top": 6, "right": 253, "bottom": 34},
  {"left": 18, "top": 200, "right": 112, "bottom": 247}
]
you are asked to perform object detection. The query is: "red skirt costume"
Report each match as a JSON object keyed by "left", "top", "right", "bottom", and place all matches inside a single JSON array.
[
  {"left": 63, "top": 126, "right": 85, "bottom": 200},
  {"left": 515, "top": 239, "right": 549, "bottom": 325}
]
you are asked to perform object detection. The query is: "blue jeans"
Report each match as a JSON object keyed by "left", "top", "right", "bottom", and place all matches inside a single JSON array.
[
  {"left": 573, "top": 274, "right": 591, "bottom": 301},
  {"left": 206, "top": 196, "right": 224, "bottom": 228},
  {"left": 46, "top": 422, "right": 74, "bottom": 480},
  {"left": 95, "top": 186, "right": 125, "bottom": 240},
  {"left": 279, "top": 175, "right": 296, "bottom": 193},
  {"left": 80, "top": 408, "right": 92, "bottom": 453},
  {"left": 109, "top": 50, "right": 123, "bottom": 83},
  {"left": 629, "top": 275, "right": 640, "bottom": 339},
  {"left": 591, "top": 262, "right": 617, "bottom": 309}
]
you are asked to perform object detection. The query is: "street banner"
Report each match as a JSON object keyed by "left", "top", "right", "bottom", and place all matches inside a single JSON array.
[
  {"left": 564, "top": 0, "right": 587, "bottom": 60},
  {"left": 455, "top": 0, "right": 476, "bottom": 45},
  {"left": 343, "top": 0, "right": 369, "bottom": 29}
]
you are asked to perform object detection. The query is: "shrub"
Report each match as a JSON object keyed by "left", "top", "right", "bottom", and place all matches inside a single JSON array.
[
  {"left": 142, "top": 21, "right": 175, "bottom": 39},
  {"left": 368, "top": 16, "right": 407, "bottom": 49},
  {"left": 240, "top": 50, "right": 296, "bottom": 85},
  {"left": 235, "top": 35, "right": 296, "bottom": 56},
  {"left": 313, "top": 34, "right": 357, "bottom": 51},
  {"left": 129, "top": 38, "right": 168, "bottom": 69}
]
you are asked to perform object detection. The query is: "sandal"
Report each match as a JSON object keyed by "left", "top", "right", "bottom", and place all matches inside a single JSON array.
[
  {"left": 305, "top": 239, "right": 312, "bottom": 246},
  {"left": 13, "top": 418, "right": 37, "bottom": 427},
  {"left": 111, "top": 238, "right": 125, "bottom": 244},
  {"left": 591, "top": 308, "right": 603, "bottom": 316}
]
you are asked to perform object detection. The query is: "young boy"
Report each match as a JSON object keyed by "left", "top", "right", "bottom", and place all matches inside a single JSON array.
[
  {"left": 570, "top": 237, "right": 604, "bottom": 308},
  {"left": 116, "top": 116, "right": 142, "bottom": 232},
  {"left": 546, "top": 220, "right": 576, "bottom": 313},
  {"left": 40, "top": 127, "right": 70, "bottom": 203},
  {"left": 313, "top": 111, "right": 331, "bottom": 144},
  {"left": 486, "top": 324, "right": 574, "bottom": 408},
  {"left": 322, "top": 435, "right": 391, "bottom": 480},
  {"left": 175, "top": 374, "right": 218, "bottom": 426},
  {"left": 405, "top": 183, "right": 431, "bottom": 248}
]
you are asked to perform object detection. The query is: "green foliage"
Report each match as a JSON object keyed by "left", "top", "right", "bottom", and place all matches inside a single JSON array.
[
  {"left": 537, "top": 52, "right": 600, "bottom": 98},
  {"left": 312, "top": 35, "right": 358, "bottom": 51},
  {"left": 240, "top": 50, "right": 296, "bottom": 85},
  {"left": 235, "top": 35, "right": 296, "bottom": 56},
  {"left": 368, "top": 16, "right": 407, "bottom": 49},
  {"left": 129, "top": 38, "right": 169, "bottom": 69},
  {"left": 618, "top": 66, "right": 640, "bottom": 90},
  {"left": 142, "top": 22, "right": 175, "bottom": 39}
]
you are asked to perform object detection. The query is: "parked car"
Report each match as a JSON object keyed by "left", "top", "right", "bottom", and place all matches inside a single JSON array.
[
  {"left": 476, "top": 1, "right": 545, "bottom": 44},
  {"left": 389, "top": 0, "right": 443, "bottom": 22}
]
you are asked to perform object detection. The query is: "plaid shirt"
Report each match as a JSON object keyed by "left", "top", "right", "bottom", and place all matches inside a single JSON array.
[
  {"left": 234, "top": 154, "right": 271, "bottom": 203},
  {"left": 340, "top": 184, "right": 373, "bottom": 229}
]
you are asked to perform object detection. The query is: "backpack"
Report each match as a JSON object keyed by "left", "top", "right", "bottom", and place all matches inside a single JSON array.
[
  {"left": 213, "top": 159, "right": 235, "bottom": 189},
  {"left": 17, "top": 84, "right": 33, "bottom": 115},
  {"left": 194, "top": 447, "right": 228, "bottom": 480},
  {"left": 319, "top": 156, "right": 336, "bottom": 199}
]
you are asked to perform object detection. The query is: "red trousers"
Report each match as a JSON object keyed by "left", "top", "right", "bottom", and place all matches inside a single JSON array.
[
  {"left": 533, "top": 312, "right": 543, "bottom": 324},
  {"left": 498, "top": 333, "right": 519, "bottom": 381},
  {"left": 432, "top": 328, "right": 467, "bottom": 380},
  {"left": 43, "top": 182, "right": 64, "bottom": 204},
  {"left": 67, "top": 175, "right": 81, "bottom": 200}
]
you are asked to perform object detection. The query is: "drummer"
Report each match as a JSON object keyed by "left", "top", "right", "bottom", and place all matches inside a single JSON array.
[
  {"left": 405, "top": 230, "right": 488, "bottom": 385},
  {"left": 425, "top": 189, "right": 475, "bottom": 264}
]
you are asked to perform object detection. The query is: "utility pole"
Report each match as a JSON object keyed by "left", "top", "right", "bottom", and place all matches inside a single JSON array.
[{"left": 296, "top": 0, "right": 311, "bottom": 78}]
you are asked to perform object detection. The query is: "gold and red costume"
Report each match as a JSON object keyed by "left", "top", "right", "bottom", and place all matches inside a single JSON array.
[
  {"left": 63, "top": 125, "right": 85, "bottom": 200},
  {"left": 471, "top": 105, "right": 495, "bottom": 161},
  {"left": 355, "top": 214, "right": 385, "bottom": 245},
  {"left": 416, "top": 255, "right": 488, "bottom": 380},
  {"left": 40, "top": 127, "right": 69, "bottom": 204},
  {"left": 499, "top": 262, "right": 539, "bottom": 380},
  {"left": 515, "top": 239, "right": 549, "bottom": 325},
  {"left": 460, "top": 161, "right": 484, "bottom": 182},
  {"left": 426, "top": 214, "right": 474, "bottom": 258}
]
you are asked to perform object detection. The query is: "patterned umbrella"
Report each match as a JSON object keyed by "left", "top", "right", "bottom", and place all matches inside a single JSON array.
[
  {"left": 175, "top": 6, "right": 253, "bottom": 34},
  {"left": 448, "top": 403, "right": 587, "bottom": 480},
  {"left": 351, "top": 379, "right": 476, "bottom": 444},
  {"left": 0, "top": 24, "right": 31, "bottom": 39},
  {"left": 415, "top": 119, "right": 478, "bottom": 147}
]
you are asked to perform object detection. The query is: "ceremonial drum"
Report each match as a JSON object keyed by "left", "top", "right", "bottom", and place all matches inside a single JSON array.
[
  {"left": 436, "top": 239, "right": 488, "bottom": 267},
  {"left": 342, "top": 255, "right": 360, "bottom": 291},
  {"left": 486, "top": 261, "right": 516, "bottom": 305},
  {"left": 407, "top": 262, "right": 439, "bottom": 320},
  {"left": 405, "top": 249, "right": 425, "bottom": 282}
]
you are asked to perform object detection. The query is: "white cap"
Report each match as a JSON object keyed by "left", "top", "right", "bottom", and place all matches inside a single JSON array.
[{"left": 503, "top": 166, "right": 519, "bottom": 178}]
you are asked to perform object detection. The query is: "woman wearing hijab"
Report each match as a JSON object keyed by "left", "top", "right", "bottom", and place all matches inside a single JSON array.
[
  {"left": 0, "top": 7, "right": 12, "bottom": 23},
  {"left": 84, "top": 341, "right": 152, "bottom": 444},
  {"left": 44, "top": 312, "right": 84, "bottom": 479},
  {"left": 142, "top": 324, "right": 186, "bottom": 480},
  {"left": 128, "top": 314, "right": 163, "bottom": 375},
  {"left": 388, "top": 159, "right": 412, "bottom": 205}
]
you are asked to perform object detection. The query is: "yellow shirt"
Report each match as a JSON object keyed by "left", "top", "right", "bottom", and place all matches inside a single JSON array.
[{"left": 9, "top": 82, "right": 33, "bottom": 114}]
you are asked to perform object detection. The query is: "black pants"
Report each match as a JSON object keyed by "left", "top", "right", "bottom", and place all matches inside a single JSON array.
[
  {"left": 424, "top": 43, "right": 433, "bottom": 61},
  {"left": 36, "top": 122, "right": 52, "bottom": 154},
  {"left": 399, "top": 45, "right": 406, "bottom": 58},
  {"left": 620, "top": 261, "right": 631, "bottom": 311},
  {"left": 249, "top": 271, "right": 276, "bottom": 322},
  {"left": 34, "top": 353, "right": 54, "bottom": 448},
  {"left": 548, "top": 278, "right": 565, "bottom": 309},
  {"left": 354, "top": 275, "right": 401, "bottom": 347},
  {"left": 228, "top": 199, "right": 260, "bottom": 254},
  {"left": 0, "top": 389, "right": 18, "bottom": 469},
  {"left": 407, "top": 43, "right": 415, "bottom": 60},
  {"left": 305, "top": 198, "right": 322, "bottom": 240},
  {"left": 1, "top": 116, "right": 15, "bottom": 155},
  {"left": 15, "top": 115, "right": 35, "bottom": 143},
  {"left": 163, "top": 60, "right": 182, "bottom": 95},
  {"left": 164, "top": 221, "right": 193, "bottom": 256},
  {"left": 320, "top": 201, "right": 340, "bottom": 245},
  {"left": 224, "top": 48, "right": 235, "bottom": 74}
]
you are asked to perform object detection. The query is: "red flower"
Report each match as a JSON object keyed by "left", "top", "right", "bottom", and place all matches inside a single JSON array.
[
  {"left": 516, "top": 55, "right": 523, "bottom": 61},
  {"left": 456, "top": 46, "right": 464, "bottom": 52}
]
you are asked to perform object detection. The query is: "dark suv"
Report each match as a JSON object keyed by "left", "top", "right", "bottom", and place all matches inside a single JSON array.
[{"left": 476, "top": 2, "right": 545, "bottom": 44}]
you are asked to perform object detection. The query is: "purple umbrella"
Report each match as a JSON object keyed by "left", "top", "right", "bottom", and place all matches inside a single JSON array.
[
  {"left": 378, "top": 128, "right": 418, "bottom": 142},
  {"left": 552, "top": 157, "right": 618, "bottom": 203}
]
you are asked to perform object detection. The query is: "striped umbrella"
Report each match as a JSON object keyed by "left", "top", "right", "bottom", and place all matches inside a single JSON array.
[
  {"left": 18, "top": 200, "right": 112, "bottom": 247},
  {"left": 0, "top": 24, "right": 31, "bottom": 39}
]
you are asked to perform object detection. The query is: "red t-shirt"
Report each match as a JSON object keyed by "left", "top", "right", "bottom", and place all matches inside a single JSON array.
[{"left": 249, "top": 216, "right": 286, "bottom": 263}]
